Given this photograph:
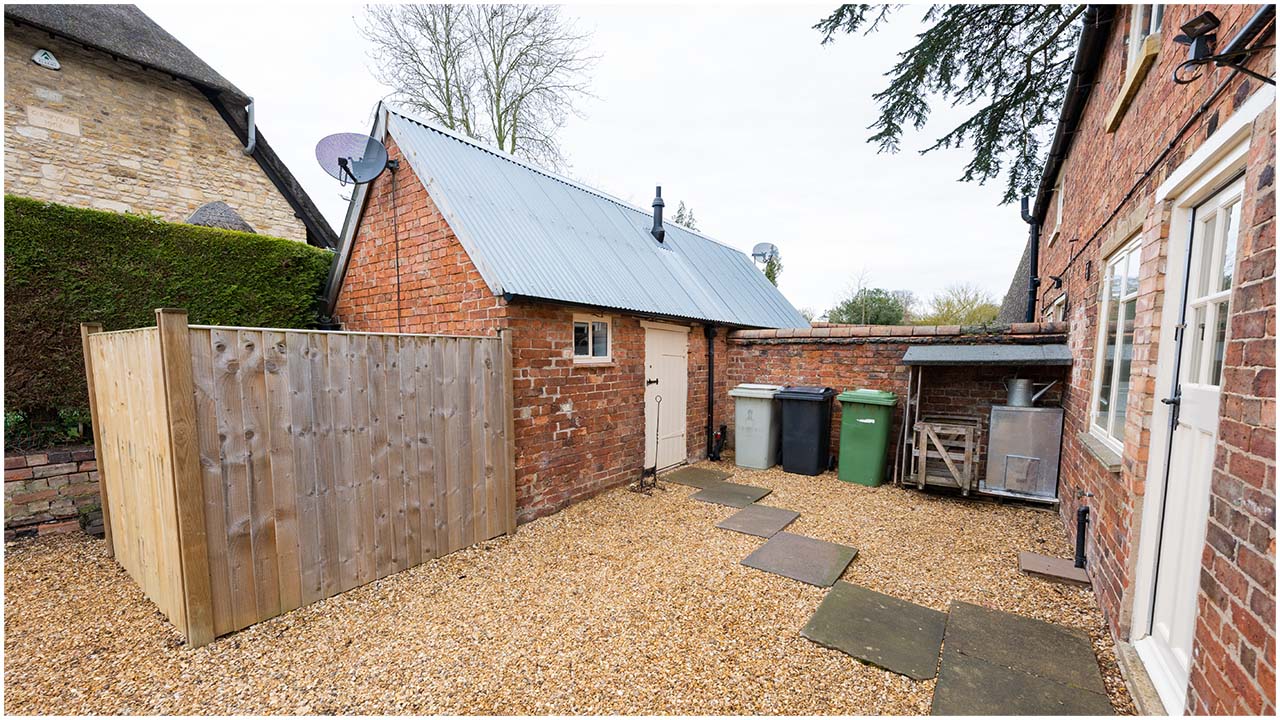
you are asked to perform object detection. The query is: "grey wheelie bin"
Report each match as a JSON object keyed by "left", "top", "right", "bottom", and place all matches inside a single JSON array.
[{"left": 728, "top": 383, "right": 783, "bottom": 469}]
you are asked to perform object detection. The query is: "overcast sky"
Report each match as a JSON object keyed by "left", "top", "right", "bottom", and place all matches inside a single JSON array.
[{"left": 141, "top": 2, "right": 1028, "bottom": 316}]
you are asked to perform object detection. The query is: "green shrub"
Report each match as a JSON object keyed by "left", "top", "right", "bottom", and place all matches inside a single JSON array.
[{"left": 4, "top": 196, "right": 334, "bottom": 432}]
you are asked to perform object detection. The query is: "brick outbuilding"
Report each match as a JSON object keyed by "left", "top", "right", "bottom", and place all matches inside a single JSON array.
[
  {"left": 998, "top": 5, "right": 1275, "bottom": 714},
  {"left": 326, "top": 105, "right": 808, "bottom": 522}
]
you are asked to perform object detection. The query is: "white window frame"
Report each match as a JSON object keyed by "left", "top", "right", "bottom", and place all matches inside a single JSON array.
[
  {"left": 1048, "top": 178, "right": 1065, "bottom": 245},
  {"left": 1090, "top": 235, "right": 1142, "bottom": 451},
  {"left": 1127, "top": 4, "right": 1164, "bottom": 68},
  {"left": 572, "top": 313, "right": 612, "bottom": 365},
  {"left": 1043, "top": 293, "right": 1067, "bottom": 323}
]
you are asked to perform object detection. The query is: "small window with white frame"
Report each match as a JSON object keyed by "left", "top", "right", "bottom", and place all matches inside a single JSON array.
[
  {"left": 1043, "top": 293, "right": 1067, "bottom": 323},
  {"left": 572, "top": 313, "right": 611, "bottom": 364},
  {"left": 1128, "top": 4, "right": 1164, "bottom": 68},
  {"left": 1091, "top": 235, "right": 1141, "bottom": 449},
  {"left": 1048, "top": 178, "right": 1065, "bottom": 245}
]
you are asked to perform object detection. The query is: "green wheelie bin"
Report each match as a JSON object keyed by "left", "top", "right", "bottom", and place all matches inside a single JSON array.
[{"left": 836, "top": 389, "right": 898, "bottom": 486}]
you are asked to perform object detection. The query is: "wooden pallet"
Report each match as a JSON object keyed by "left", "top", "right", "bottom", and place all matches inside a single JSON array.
[{"left": 912, "top": 419, "right": 979, "bottom": 495}]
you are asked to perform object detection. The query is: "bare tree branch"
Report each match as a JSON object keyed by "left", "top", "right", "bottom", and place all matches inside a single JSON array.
[{"left": 359, "top": 4, "right": 596, "bottom": 171}]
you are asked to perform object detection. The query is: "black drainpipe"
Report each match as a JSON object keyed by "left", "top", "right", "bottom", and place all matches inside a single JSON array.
[
  {"left": 1022, "top": 197, "right": 1041, "bottom": 322},
  {"left": 705, "top": 325, "right": 719, "bottom": 460}
]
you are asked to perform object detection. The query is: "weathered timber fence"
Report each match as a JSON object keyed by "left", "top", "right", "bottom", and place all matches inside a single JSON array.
[{"left": 82, "top": 309, "right": 517, "bottom": 646}]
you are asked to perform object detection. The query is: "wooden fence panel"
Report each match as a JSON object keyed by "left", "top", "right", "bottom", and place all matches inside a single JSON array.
[
  {"left": 88, "top": 318, "right": 516, "bottom": 646},
  {"left": 84, "top": 327, "right": 187, "bottom": 636},
  {"left": 220, "top": 327, "right": 513, "bottom": 632}
]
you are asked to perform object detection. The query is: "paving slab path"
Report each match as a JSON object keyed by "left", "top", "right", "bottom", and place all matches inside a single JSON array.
[
  {"left": 930, "top": 601, "right": 1114, "bottom": 715},
  {"left": 691, "top": 482, "right": 772, "bottom": 508},
  {"left": 716, "top": 505, "right": 800, "bottom": 538},
  {"left": 740, "top": 531, "right": 858, "bottom": 587},
  {"left": 801, "top": 581, "right": 947, "bottom": 680}
]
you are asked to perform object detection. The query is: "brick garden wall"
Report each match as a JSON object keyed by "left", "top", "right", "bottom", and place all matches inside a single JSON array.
[
  {"left": 1024, "top": 5, "right": 1274, "bottom": 714},
  {"left": 721, "top": 323, "right": 1069, "bottom": 481},
  {"left": 3, "top": 22, "right": 306, "bottom": 241},
  {"left": 4, "top": 446, "right": 99, "bottom": 539}
]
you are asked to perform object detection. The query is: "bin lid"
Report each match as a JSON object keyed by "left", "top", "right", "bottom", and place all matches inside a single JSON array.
[
  {"left": 776, "top": 385, "right": 835, "bottom": 401},
  {"left": 837, "top": 388, "right": 898, "bottom": 406},
  {"left": 729, "top": 383, "right": 783, "bottom": 399}
]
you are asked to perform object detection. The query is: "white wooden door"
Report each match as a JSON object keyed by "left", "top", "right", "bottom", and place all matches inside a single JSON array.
[
  {"left": 1140, "top": 178, "right": 1243, "bottom": 714},
  {"left": 643, "top": 324, "right": 688, "bottom": 471}
]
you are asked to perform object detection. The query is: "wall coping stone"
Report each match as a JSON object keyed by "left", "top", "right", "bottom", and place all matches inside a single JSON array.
[{"left": 730, "top": 322, "right": 1069, "bottom": 344}]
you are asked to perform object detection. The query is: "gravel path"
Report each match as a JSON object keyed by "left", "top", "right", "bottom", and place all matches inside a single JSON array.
[{"left": 4, "top": 462, "right": 1135, "bottom": 714}]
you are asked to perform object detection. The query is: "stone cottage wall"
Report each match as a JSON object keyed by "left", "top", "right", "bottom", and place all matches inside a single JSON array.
[
  {"left": 1027, "top": 5, "right": 1274, "bottom": 714},
  {"left": 3, "top": 21, "right": 305, "bottom": 240}
]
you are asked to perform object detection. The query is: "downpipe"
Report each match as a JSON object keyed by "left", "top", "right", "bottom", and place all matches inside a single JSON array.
[
  {"left": 705, "top": 325, "right": 721, "bottom": 461},
  {"left": 1074, "top": 503, "right": 1091, "bottom": 569},
  {"left": 1021, "top": 196, "right": 1041, "bottom": 322},
  {"left": 242, "top": 98, "right": 256, "bottom": 155}
]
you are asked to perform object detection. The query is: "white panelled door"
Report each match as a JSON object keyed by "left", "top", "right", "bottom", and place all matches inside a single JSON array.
[
  {"left": 643, "top": 324, "right": 689, "bottom": 471},
  {"left": 1139, "top": 177, "right": 1243, "bottom": 715}
]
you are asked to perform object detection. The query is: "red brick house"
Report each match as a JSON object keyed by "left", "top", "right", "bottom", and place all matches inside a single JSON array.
[
  {"left": 325, "top": 105, "right": 808, "bottom": 522},
  {"left": 998, "top": 5, "right": 1275, "bottom": 714}
]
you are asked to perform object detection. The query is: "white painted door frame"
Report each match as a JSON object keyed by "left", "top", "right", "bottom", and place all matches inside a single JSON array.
[{"left": 1130, "top": 85, "right": 1272, "bottom": 716}]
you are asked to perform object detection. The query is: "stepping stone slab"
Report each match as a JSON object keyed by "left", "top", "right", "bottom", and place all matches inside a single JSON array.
[
  {"left": 931, "top": 644, "right": 1114, "bottom": 716},
  {"left": 662, "top": 466, "right": 732, "bottom": 489},
  {"left": 1018, "top": 551, "right": 1091, "bottom": 586},
  {"left": 716, "top": 504, "right": 800, "bottom": 538},
  {"left": 690, "top": 481, "right": 771, "bottom": 508},
  {"left": 801, "top": 581, "right": 947, "bottom": 680},
  {"left": 931, "top": 601, "right": 1112, "bottom": 715},
  {"left": 740, "top": 531, "right": 858, "bottom": 587}
]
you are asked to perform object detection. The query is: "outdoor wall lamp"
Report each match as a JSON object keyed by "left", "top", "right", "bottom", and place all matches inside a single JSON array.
[{"left": 1174, "top": 10, "right": 1276, "bottom": 86}]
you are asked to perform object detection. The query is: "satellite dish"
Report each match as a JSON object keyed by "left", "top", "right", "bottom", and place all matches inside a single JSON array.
[
  {"left": 751, "top": 242, "right": 779, "bottom": 264},
  {"left": 315, "top": 133, "right": 390, "bottom": 186}
]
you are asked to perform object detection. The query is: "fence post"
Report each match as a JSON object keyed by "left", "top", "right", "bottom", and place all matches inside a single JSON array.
[
  {"left": 79, "top": 322, "right": 114, "bottom": 557},
  {"left": 498, "top": 328, "right": 518, "bottom": 535},
  {"left": 155, "top": 309, "right": 215, "bottom": 647}
]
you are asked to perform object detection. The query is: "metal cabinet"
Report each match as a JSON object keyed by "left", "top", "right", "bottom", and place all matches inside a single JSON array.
[{"left": 982, "top": 405, "right": 1064, "bottom": 502}]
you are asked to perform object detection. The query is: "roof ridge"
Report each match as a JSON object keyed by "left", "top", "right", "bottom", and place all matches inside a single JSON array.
[{"left": 385, "top": 106, "right": 742, "bottom": 252}]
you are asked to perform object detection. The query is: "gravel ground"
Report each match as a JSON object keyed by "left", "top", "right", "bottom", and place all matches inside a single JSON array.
[{"left": 5, "top": 462, "right": 1135, "bottom": 715}]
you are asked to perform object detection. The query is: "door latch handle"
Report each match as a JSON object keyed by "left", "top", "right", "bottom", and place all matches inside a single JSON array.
[
  {"left": 1161, "top": 395, "right": 1181, "bottom": 406},
  {"left": 646, "top": 378, "right": 659, "bottom": 386}
]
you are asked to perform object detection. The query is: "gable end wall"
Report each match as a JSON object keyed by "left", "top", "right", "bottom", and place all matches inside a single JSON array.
[
  {"left": 3, "top": 21, "right": 306, "bottom": 241},
  {"left": 334, "top": 144, "right": 714, "bottom": 522}
]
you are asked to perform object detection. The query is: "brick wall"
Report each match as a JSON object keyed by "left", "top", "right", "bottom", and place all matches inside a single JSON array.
[
  {"left": 3, "top": 21, "right": 306, "bottom": 240},
  {"left": 1028, "top": 5, "right": 1274, "bottom": 714},
  {"left": 1187, "top": 102, "right": 1276, "bottom": 717},
  {"left": 4, "top": 446, "right": 99, "bottom": 538},
  {"left": 333, "top": 138, "right": 507, "bottom": 336},
  {"left": 333, "top": 149, "right": 715, "bottom": 523},
  {"left": 722, "top": 324, "right": 1069, "bottom": 480}
]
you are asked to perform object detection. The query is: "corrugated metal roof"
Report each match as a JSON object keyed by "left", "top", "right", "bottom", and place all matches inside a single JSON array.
[
  {"left": 902, "top": 344, "right": 1073, "bottom": 366},
  {"left": 387, "top": 109, "right": 809, "bottom": 329}
]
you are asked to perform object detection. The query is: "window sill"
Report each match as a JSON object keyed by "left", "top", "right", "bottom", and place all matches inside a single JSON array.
[
  {"left": 572, "top": 358, "right": 614, "bottom": 368},
  {"left": 1105, "top": 34, "right": 1161, "bottom": 133},
  {"left": 1078, "top": 431, "right": 1123, "bottom": 474}
]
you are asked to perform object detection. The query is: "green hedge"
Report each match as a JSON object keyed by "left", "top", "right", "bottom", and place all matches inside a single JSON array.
[{"left": 4, "top": 195, "right": 334, "bottom": 424}]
